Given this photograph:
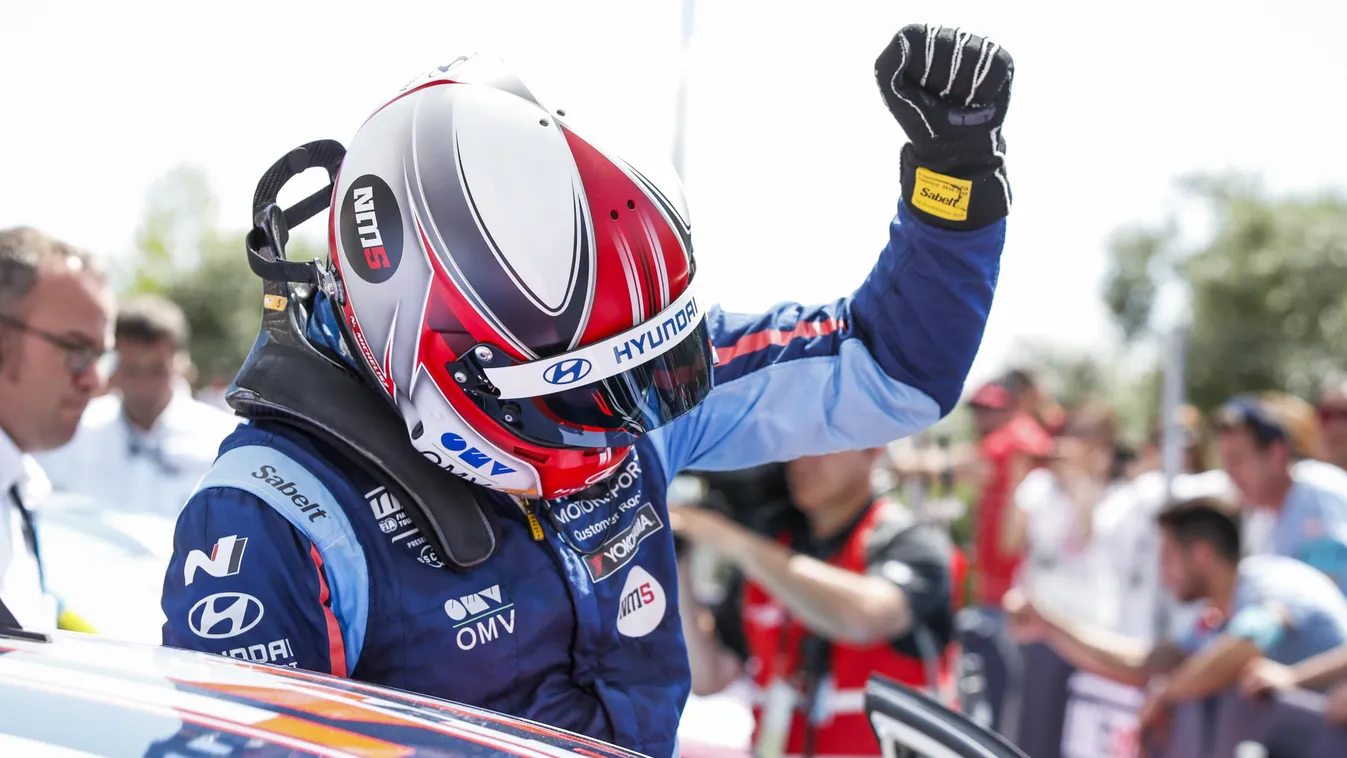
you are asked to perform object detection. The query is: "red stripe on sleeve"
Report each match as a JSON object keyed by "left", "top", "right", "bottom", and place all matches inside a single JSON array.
[
  {"left": 308, "top": 544, "right": 349, "bottom": 678},
  {"left": 713, "top": 318, "right": 844, "bottom": 365}
]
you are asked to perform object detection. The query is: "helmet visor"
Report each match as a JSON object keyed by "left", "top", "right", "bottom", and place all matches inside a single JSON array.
[
  {"left": 509, "top": 319, "right": 713, "bottom": 449},
  {"left": 459, "top": 283, "right": 715, "bottom": 450}
]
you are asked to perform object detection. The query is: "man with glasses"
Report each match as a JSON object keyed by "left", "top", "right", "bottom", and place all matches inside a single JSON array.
[
  {"left": 0, "top": 226, "right": 114, "bottom": 630},
  {"left": 1215, "top": 392, "right": 1347, "bottom": 592},
  {"left": 37, "top": 295, "right": 239, "bottom": 518}
]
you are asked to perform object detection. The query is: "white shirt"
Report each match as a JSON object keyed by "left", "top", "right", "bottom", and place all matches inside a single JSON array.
[
  {"left": 1013, "top": 468, "right": 1112, "bottom": 626},
  {"left": 0, "top": 428, "right": 56, "bottom": 631},
  {"left": 1092, "top": 469, "right": 1234, "bottom": 644},
  {"left": 35, "top": 390, "right": 240, "bottom": 519}
]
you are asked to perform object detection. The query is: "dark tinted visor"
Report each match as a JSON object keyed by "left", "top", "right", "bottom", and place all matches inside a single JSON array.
[{"left": 497, "top": 320, "right": 714, "bottom": 449}]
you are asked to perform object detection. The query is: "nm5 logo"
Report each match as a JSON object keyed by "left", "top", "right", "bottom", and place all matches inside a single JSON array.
[
  {"left": 189, "top": 592, "right": 264, "bottom": 639},
  {"left": 543, "top": 358, "right": 592, "bottom": 386}
]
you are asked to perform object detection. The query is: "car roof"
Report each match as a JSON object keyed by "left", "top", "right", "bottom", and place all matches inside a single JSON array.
[{"left": 0, "top": 629, "right": 641, "bottom": 757}]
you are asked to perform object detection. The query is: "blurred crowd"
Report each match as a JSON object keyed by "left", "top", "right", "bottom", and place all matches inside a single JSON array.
[
  {"left": 886, "top": 366, "right": 1347, "bottom": 741},
  {"left": 671, "top": 363, "right": 1347, "bottom": 755}
]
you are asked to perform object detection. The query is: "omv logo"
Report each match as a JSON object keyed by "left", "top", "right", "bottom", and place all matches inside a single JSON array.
[{"left": 543, "top": 358, "right": 593, "bottom": 386}]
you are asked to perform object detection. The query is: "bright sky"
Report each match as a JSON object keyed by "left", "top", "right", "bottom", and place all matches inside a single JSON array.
[{"left": 5, "top": 0, "right": 1347, "bottom": 384}]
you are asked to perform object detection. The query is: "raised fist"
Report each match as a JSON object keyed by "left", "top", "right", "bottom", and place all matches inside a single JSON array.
[{"left": 875, "top": 25, "right": 1015, "bottom": 230}]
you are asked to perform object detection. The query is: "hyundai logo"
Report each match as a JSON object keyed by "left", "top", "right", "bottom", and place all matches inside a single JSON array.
[
  {"left": 543, "top": 358, "right": 593, "bottom": 386},
  {"left": 188, "top": 592, "right": 265, "bottom": 639}
]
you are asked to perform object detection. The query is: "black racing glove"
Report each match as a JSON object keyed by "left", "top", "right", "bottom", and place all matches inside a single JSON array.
[{"left": 875, "top": 24, "right": 1015, "bottom": 230}]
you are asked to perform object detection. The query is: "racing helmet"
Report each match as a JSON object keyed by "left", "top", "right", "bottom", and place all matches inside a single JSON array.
[{"left": 327, "top": 55, "right": 712, "bottom": 500}]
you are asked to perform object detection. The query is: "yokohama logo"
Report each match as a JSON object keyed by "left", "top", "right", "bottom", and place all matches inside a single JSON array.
[{"left": 584, "top": 503, "right": 664, "bottom": 582}]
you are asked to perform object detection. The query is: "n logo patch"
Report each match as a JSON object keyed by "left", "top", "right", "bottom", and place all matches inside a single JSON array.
[{"left": 185, "top": 535, "right": 248, "bottom": 586}]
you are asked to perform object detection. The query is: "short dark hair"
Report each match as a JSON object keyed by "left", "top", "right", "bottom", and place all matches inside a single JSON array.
[
  {"left": 1156, "top": 496, "right": 1242, "bottom": 563},
  {"left": 1215, "top": 392, "right": 1321, "bottom": 460},
  {"left": 1062, "top": 397, "right": 1118, "bottom": 445},
  {"left": 116, "top": 295, "right": 189, "bottom": 350},
  {"left": 0, "top": 227, "right": 102, "bottom": 313},
  {"left": 1001, "top": 367, "right": 1039, "bottom": 397}
]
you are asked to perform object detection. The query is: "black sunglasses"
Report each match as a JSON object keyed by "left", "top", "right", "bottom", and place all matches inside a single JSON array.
[{"left": 0, "top": 313, "right": 109, "bottom": 376}]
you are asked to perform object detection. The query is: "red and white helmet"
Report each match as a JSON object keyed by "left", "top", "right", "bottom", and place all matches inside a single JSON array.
[{"left": 327, "top": 55, "right": 712, "bottom": 499}]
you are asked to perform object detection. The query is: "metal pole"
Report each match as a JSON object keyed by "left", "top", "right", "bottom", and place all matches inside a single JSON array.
[
  {"left": 1161, "top": 322, "right": 1188, "bottom": 493},
  {"left": 1154, "top": 319, "right": 1188, "bottom": 646},
  {"left": 671, "top": 0, "right": 696, "bottom": 181}
]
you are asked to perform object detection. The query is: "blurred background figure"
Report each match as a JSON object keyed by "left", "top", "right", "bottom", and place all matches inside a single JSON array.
[
  {"left": 1008, "top": 497, "right": 1347, "bottom": 730},
  {"left": 1002, "top": 367, "right": 1067, "bottom": 437},
  {"left": 1003, "top": 399, "right": 1120, "bottom": 627},
  {"left": 1091, "top": 404, "right": 1231, "bottom": 646},
  {"left": 675, "top": 448, "right": 955, "bottom": 758},
  {"left": 36, "top": 295, "right": 238, "bottom": 518},
  {"left": 966, "top": 382, "right": 1052, "bottom": 617},
  {"left": 0, "top": 227, "right": 113, "bottom": 630},
  {"left": 1318, "top": 374, "right": 1347, "bottom": 473},
  {"left": 193, "top": 373, "right": 234, "bottom": 413},
  {"left": 1213, "top": 392, "right": 1347, "bottom": 591}
]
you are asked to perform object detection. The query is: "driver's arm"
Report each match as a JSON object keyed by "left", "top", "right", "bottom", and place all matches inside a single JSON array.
[
  {"left": 648, "top": 202, "right": 1004, "bottom": 477},
  {"left": 161, "top": 487, "right": 358, "bottom": 677}
]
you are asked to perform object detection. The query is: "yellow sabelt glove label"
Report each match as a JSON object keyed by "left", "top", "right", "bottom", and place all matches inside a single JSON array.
[
  {"left": 912, "top": 167, "right": 972, "bottom": 222},
  {"left": 57, "top": 608, "right": 98, "bottom": 634}
]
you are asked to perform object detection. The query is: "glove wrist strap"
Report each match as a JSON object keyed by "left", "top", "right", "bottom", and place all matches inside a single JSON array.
[{"left": 900, "top": 145, "right": 1010, "bottom": 231}]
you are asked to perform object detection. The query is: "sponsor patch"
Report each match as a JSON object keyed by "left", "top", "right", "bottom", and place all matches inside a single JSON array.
[
  {"left": 184, "top": 535, "right": 247, "bottom": 586},
  {"left": 365, "top": 485, "right": 445, "bottom": 569},
  {"left": 220, "top": 638, "right": 296, "bottom": 668},
  {"left": 616, "top": 566, "right": 666, "bottom": 638},
  {"left": 911, "top": 167, "right": 972, "bottom": 222},
  {"left": 252, "top": 464, "right": 328, "bottom": 522},
  {"left": 445, "top": 584, "right": 516, "bottom": 651},
  {"left": 583, "top": 503, "right": 664, "bottom": 582},
  {"left": 339, "top": 174, "right": 404, "bottom": 283},
  {"left": 189, "top": 592, "right": 265, "bottom": 639}
]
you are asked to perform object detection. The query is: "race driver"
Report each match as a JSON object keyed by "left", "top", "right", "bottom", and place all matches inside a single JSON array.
[{"left": 160, "top": 24, "right": 1016, "bottom": 758}]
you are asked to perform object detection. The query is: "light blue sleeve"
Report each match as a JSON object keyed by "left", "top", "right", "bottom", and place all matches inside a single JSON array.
[
  {"left": 647, "top": 339, "right": 941, "bottom": 480},
  {"left": 646, "top": 203, "right": 1004, "bottom": 483},
  {"left": 1226, "top": 604, "right": 1287, "bottom": 652},
  {"left": 1274, "top": 481, "right": 1347, "bottom": 593}
]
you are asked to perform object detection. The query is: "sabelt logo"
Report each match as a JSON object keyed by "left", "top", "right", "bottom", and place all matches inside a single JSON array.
[
  {"left": 911, "top": 167, "right": 972, "bottom": 223},
  {"left": 339, "top": 174, "right": 404, "bottom": 283},
  {"left": 251, "top": 465, "right": 328, "bottom": 521},
  {"left": 584, "top": 503, "right": 664, "bottom": 582}
]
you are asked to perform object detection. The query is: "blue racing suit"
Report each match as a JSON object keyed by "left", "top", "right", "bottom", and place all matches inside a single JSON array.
[{"left": 160, "top": 202, "right": 1005, "bottom": 757}]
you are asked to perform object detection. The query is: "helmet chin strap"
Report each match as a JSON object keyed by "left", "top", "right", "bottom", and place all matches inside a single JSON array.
[{"left": 226, "top": 140, "right": 501, "bottom": 571}]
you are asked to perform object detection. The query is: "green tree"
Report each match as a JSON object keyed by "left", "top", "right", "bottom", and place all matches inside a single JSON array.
[
  {"left": 1102, "top": 173, "right": 1347, "bottom": 411},
  {"left": 124, "top": 166, "right": 324, "bottom": 386}
]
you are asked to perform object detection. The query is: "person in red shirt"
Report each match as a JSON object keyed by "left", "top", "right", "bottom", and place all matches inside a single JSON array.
[
  {"left": 675, "top": 448, "right": 956, "bottom": 758},
  {"left": 952, "top": 381, "right": 1054, "bottom": 737},
  {"left": 968, "top": 382, "right": 1054, "bottom": 609}
]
